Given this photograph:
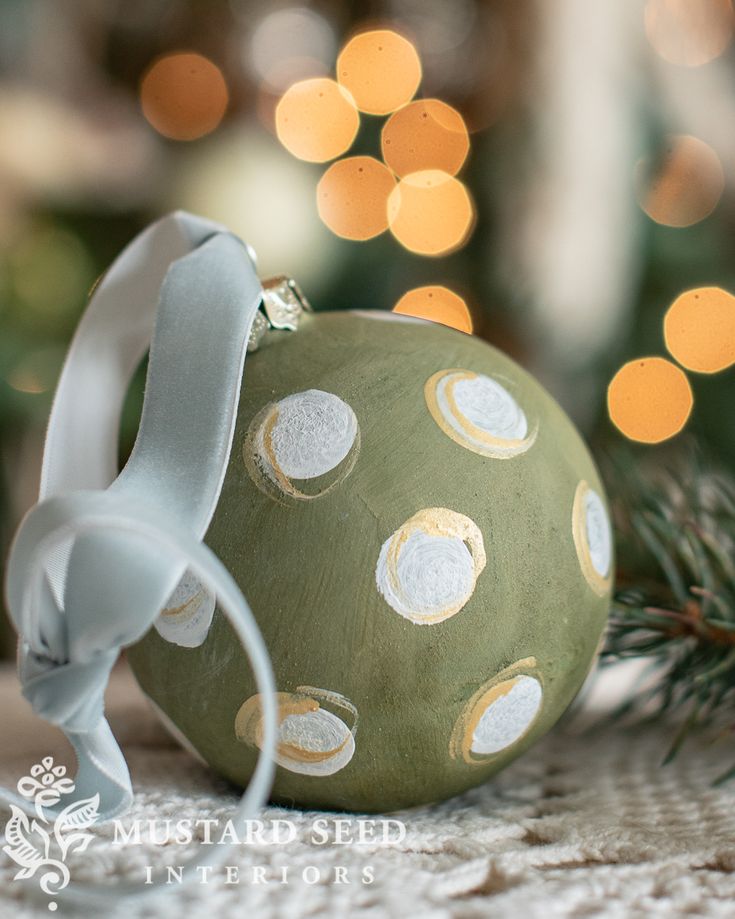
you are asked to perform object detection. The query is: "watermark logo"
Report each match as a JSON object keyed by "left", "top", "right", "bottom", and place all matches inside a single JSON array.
[
  {"left": 2, "top": 756, "right": 99, "bottom": 911},
  {"left": 3, "top": 757, "right": 406, "bottom": 899}
]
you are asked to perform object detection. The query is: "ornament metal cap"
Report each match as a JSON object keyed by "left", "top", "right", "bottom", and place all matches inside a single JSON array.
[{"left": 248, "top": 275, "right": 312, "bottom": 352}]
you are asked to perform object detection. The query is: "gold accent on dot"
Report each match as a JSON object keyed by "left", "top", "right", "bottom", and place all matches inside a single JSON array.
[
  {"left": 236, "top": 688, "right": 358, "bottom": 776},
  {"left": 424, "top": 369, "right": 536, "bottom": 459},
  {"left": 449, "top": 658, "right": 542, "bottom": 765}
]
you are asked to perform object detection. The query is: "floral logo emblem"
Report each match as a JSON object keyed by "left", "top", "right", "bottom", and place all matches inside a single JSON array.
[{"left": 2, "top": 756, "right": 99, "bottom": 911}]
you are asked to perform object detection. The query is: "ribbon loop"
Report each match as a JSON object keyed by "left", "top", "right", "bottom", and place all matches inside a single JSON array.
[{"left": 1, "top": 212, "right": 279, "bottom": 907}]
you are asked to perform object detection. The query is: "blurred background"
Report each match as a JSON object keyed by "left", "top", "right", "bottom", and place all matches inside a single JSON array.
[{"left": 1, "top": 0, "right": 735, "bottom": 655}]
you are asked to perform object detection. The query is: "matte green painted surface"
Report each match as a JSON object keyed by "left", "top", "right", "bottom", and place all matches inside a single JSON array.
[{"left": 128, "top": 311, "right": 611, "bottom": 812}]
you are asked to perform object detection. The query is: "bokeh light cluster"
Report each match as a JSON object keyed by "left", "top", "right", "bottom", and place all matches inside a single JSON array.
[
  {"left": 637, "top": 3, "right": 733, "bottom": 229},
  {"left": 610, "top": 2, "right": 735, "bottom": 444},
  {"left": 608, "top": 286, "right": 735, "bottom": 443},
  {"left": 275, "top": 25, "right": 474, "bottom": 332},
  {"left": 132, "top": 21, "right": 476, "bottom": 332}
]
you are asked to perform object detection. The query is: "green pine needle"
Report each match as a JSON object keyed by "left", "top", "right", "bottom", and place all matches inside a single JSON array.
[{"left": 601, "top": 443, "right": 735, "bottom": 777}]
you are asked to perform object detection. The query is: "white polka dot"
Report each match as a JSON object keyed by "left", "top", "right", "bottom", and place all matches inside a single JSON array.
[
  {"left": 276, "top": 708, "right": 355, "bottom": 776},
  {"left": 572, "top": 481, "right": 613, "bottom": 595},
  {"left": 270, "top": 389, "right": 358, "bottom": 479},
  {"left": 425, "top": 369, "right": 536, "bottom": 458},
  {"left": 244, "top": 389, "right": 359, "bottom": 501},
  {"left": 452, "top": 374, "right": 528, "bottom": 440},
  {"left": 470, "top": 675, "right": 543, "bottom": 755},
  {"left": 235, "top": 688, "right": 358, "bottom": 778},
  {"left": 376, "top": 508, "right": 486, "bottom": 624},
  {"left": 584, "top": 489, "right": 612, "bottom": 578},
  {"left": 154, "top": 570, "right": 215, "bottom": 648}
]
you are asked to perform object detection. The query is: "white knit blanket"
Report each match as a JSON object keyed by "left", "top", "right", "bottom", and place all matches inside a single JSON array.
[{"left": 1, "top": 661, "right": 733, "bottom": 918}]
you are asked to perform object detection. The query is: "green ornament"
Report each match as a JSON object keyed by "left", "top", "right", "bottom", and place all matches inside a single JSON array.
[{"left": 128, "top": 310, "right": 612, "bottom": 812}]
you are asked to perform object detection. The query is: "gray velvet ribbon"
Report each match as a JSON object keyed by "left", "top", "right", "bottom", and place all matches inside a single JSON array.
[{"left": 1, "top": 212, "right": 277, "bottom": 907}]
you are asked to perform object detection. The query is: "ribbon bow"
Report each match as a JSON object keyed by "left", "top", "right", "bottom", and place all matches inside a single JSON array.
[{"left": 1, "top": 212, "right": 277, "bottom": 906}]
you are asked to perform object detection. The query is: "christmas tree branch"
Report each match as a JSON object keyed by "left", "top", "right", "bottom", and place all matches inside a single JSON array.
[{"left": 601, "top": 443, "right": 735, "bottom": 781}]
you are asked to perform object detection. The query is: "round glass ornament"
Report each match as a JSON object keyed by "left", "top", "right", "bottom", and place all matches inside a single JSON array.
[{"left": 128, "top": 309, "right": 612, "bottom": 812}]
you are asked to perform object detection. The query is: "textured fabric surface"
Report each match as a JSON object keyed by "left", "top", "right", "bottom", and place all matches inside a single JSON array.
[{"left": 1, "top": 660, "right": 733, "bottom": 918}]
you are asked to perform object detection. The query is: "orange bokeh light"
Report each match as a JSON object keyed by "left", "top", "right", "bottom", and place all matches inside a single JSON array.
[
  {"left": 387, "top": 170, "right": 474, "bottom": 256},
  {"left": 393, "top": 286, "right": 473, "bottom": 333},
  {"left": 637, "top": 135, "right": 724, "bottom": 228},
  {"left": 664, "top": 286, "right": 735, "bottom": 373},
  {"left": 317, "top": 156, "right": 396, "bottom": 240},
  {"left": 276, "top": 77, "right": 359, "bottom": 162},
  {"left": 140, "top": 53, "right": 228, "bottom": 141},
  {"left": 644, "top": 0, "right": 734, "bottom": 67},
  {"left": 337, "top": 29, "right": 422, "bottom": 116},
  {"left": 381, "top": 99, "right": 470, "bottom": 178},
  {"left": 608, "top": 357, "right": 693, "bottom": 444}
]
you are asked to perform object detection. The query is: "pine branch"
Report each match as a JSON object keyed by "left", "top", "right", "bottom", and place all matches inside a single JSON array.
[{"left": 601, "top": 443, "right": 735, "bottom": 781}]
